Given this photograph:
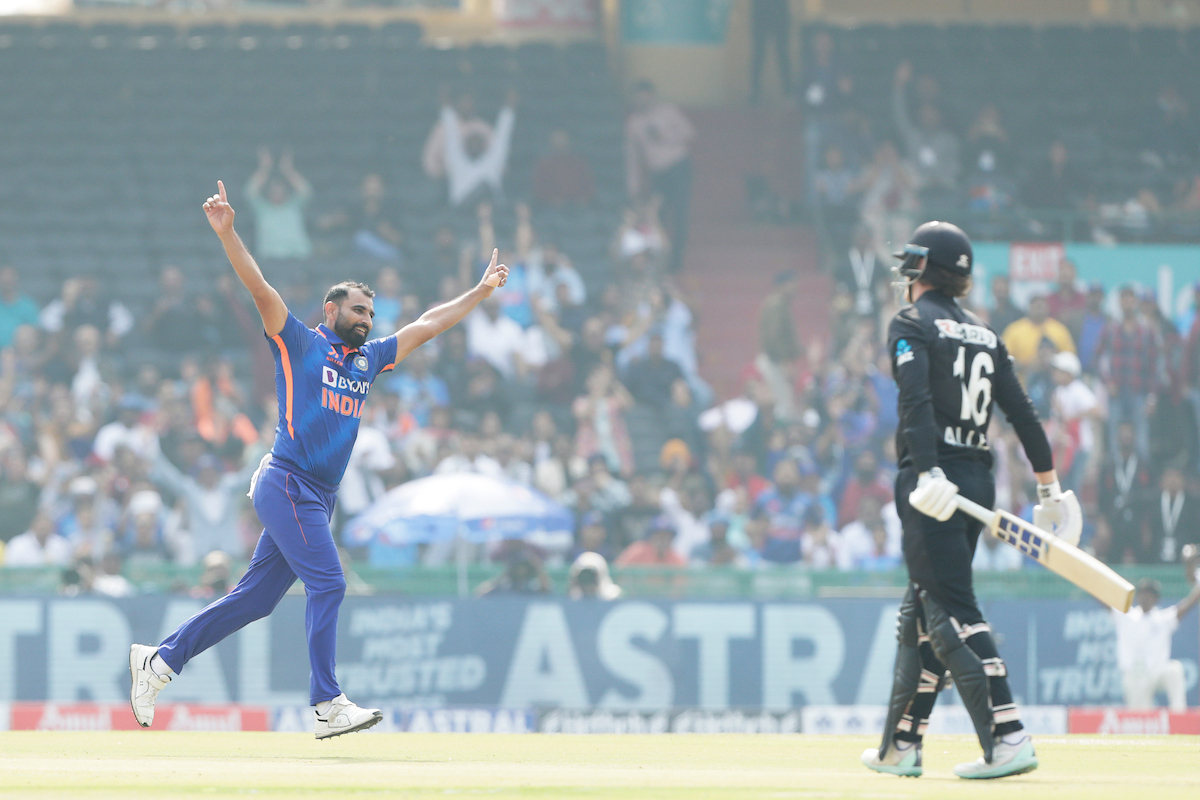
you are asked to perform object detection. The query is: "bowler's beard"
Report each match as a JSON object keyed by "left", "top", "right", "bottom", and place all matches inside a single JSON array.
[{"left": 334, "top": 312, "right": 369, "bottom": 348}]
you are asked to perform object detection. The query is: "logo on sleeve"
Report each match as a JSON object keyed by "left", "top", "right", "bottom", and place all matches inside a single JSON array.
[{"left": 895, "top": 339, "right": 915, "bottom": 366}]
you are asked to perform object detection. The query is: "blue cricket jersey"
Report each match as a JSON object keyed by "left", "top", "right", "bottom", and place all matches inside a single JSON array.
[{"left": 265, "top": 313, "right": 399, "bottom": 485}]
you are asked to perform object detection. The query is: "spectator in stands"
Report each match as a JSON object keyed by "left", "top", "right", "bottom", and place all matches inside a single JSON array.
[
  {"left": 39, "top": 273, "right": 133, "bottom": 349},
  {"left": 55, "top": 475, "right": 117, "bottom": 561},
  {"left": 573, "top": 364, "right": 635, "bottom": 477},
  {"left": 528, "top": 244, "right": 587, "bottom": 314},
  {"left": 660, "top": 471, "right": 711, "bottom": 560},
  {"left": 150, "top": 452, "right": 256, "bottom": 561},
  {"left": 837, "top": 226, "right": 888, "bottom": 319},
  {"left": 1048, "top": 351, "right": 1100, "bottom": 492},
  {"left": 1096, "top": 422, "right": 1153, "bottom": 564},
  {"left": 571, "top": 510, "right": 613, "bottom": 562},
  {"left": 191, "top": 550, "right": 233, "bottom": 600},
  {"left": 436, "top": 429, "right": 502, "bottom": 477},
  {"left": 577, "top": 455, "right": 631, "bottom": 517},
  {"left": 93, "top": 396, "right": 158, "bottom": 463},
  {"left": 1023, "top": 140, "right": 1089, "bottom": 211},
  {"left": 616, "top": 199, "right": 669, "bottom": 265},
  {"left": 567, "top": 551, "right": 622, "bottom": 599},
  {"left": 387, "top": 347, "right": 448, "bottom": 428},
  {"left": 836, "top": 449, "right": 892, "bottom": 528},
  {"left": 615, "top": 515, "right": 686, "bottom": 567},
  {"left": 475, "top": 541, "right": 552, "bottom": 596},
  {"left": 145, "top": 265, "right": 219, "bottom": 358},
  {"left": 1149, "top": 467, "right": 1200, "bottom": 564},
  {"left": 0, "top": 447, "right": 42, "bottom": 546},
  {"left": 0, "top": 266, "right": 39, "bottom": 349},
  {"left": 318, "top": 173, "right": 404, "bottom": 261},
  {"left": 1046, "top": 259, "right": 1087, "bottom": 344},
  {"left": 423, "top": 89, "right": 491, "bottom": 180},
  {"left": 964, "top": 105, "right": 1016, "bottom": 213},
  {"left": 5, "top": 513, "right": 72, "bottom": 567},
  {"left": 986, "top": 274, "right": 1023, "bottom": 339},
  {"left": 1144, "top": 85, "right": 1194, "bottom": 169},
  {"left": 531, "top": 128, "right": 595, "bottom": 207},
  {"left": 92, "top": 551, "right": 136, "bottom": 598},
  {"left": 813, "top": 145, "right": 861, "bottom": 241},
  {"left": 466, "top": 297, "right": 526, "bottom": 379},
  {"left": 1078, "top": 283, "right": 1110, "bottom": 374},
  {"left": 1149, "top": 374, "right": 1199, "bottom": 476},
  {"left": 120, "top": 489, "right": 185, "bottom": 566},
  {"left": 624, "top": 332, "right": 684, "bottom": 410},
  {"left": 691, "top": 512, "right": 746, "bottom": 566},
  {"left": 799, "top": 504, "right": 838, "bottom": 569},
  {"left": 1001, "top": 294, "right": 1076, "bottom": 369},
  {"left": 859, "top": 141, "right": 919, "bottom": 262},
  {"left": 626, "top": 80, "right": 696, "bottom": 271},
  {"left": 1097, "top": 285, "right": 1160, "bottom": 458},
  {"left": 757, "top": 271, "right": 801, "bottom": 420},
  {"left": 892, "top": 61, "right": 960, "bottom": 201},
  {"left": 439, "top": 91, "right": 517, "bottom": 207},
  {"left": 245, "top": 147, "right": 313, "bottom": 260},
  {"left": 748, "top": 0, "right": 792, "bottom": 102},
  {"left": 1113, "top": 574, "right": 1200, "bottom": 712},
  {"left": 755, "top": 459, "right": 808, "bottom": 563},
  {"left": 838, "top": 496, "right": 901, "bottom": 571}
]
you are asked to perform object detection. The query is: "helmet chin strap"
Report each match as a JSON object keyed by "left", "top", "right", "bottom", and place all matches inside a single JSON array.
[{"left": 891, "top": 251, "right": 928, "bottom": 304}]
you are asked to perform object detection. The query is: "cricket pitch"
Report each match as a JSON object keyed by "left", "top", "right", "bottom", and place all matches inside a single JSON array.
[{"left": 2, "top": 731, "right": 1196, "bottom": 799}]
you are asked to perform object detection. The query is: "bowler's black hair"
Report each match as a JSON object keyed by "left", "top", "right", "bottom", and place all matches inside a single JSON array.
[
  {"left": 324, "top": 281, "right": 375, "bottom": 305},
  {"left": 922, "top": 262, "right": 972, "bottom": 298}
]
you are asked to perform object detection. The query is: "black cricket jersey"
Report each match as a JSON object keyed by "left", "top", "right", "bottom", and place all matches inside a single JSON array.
[{"left": 887, "top": 290, "right": 1053, "bottom": 475}]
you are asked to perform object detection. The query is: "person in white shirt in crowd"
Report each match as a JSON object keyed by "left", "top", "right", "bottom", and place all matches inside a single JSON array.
[
  {"left": 1048, "top": 351, "right": 1102, "bottom": 491},
  {"left": 435, "top": 430, "right": 502, "bottom": 477},
  {"left": 659, "top": 471, "right": 711, "bottom": 560},
  {"left": 837, "top": 496, "right": 903, "bottom": 571},
  {"left": 527, "top": 243, "right": 587, "bottom": 313},
  {"left": 568, "top": 551, "right": 622, "bottom": 600},
  {"left": 5, "top": 513, "right": 73, "bottom": 567},
  {"left": 422, "top": 90, "right": 494, "bottom": 181},
  {"left": 150, "top": 451, "right": 260, "bottom": 561},
  {"left": 93, "top": 397, "right": 159, "bottom": 463},
  {"left": 1112, "top": 566, "right": 1200, "bottom": 712},
  {"left": 440, "top": 91, "right": 517, "bottom": 206},
  {"left": 466, "top": 297, "right": 526, "bottom": 379},
  {"left": 494, "top": 434, "right": 534, "bottom": 487},
  {"left": 800, "top": 503, "right": 841, "bottom": 569},
  {"left": 39, "top": 274, "right": 134, "bottom": 348}
]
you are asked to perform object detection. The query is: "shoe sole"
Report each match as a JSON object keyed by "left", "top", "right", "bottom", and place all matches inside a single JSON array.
[
  {"left": 956, "top": 757, "right": 1039, "bottom": 780},
  {"left": 315, "top": 712, "right": 384, "bottom": 740},
  {"left": 128, "top": 645, "right": 150, "bottom": 729},
  {"left": 863, "top": 763, "right": 922, "bottom": 778}
]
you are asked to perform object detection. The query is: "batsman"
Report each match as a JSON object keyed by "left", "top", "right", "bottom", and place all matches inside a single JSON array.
[{"left": 861, "top": 221, "right": 1082, "bottom": 779}]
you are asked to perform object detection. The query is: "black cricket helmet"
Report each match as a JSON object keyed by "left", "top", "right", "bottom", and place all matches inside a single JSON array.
[{"left": 893, "top": 220, "right": 973, "bottom": 284}]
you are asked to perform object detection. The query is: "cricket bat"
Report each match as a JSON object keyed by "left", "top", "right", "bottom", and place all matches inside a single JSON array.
[{"left": 955, "top": 496, "right": 1134, "bottom": 612}]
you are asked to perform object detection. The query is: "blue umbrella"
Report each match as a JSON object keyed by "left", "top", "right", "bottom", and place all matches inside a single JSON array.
[{"left": 345, "top": 473, "right": 574, "bottom": 549}]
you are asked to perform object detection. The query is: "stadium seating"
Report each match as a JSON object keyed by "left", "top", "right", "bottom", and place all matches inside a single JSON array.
[{"left": 0, "top": 21, "right": 623, "bottom": 300}]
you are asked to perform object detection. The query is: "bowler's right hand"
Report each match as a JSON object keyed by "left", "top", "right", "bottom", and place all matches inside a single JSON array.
[
  {"left": 909, "top": 467, "right": 959, "bottom": 522},
  {"left": 203, "top": 180, "right": 235, "bottom": 237}
]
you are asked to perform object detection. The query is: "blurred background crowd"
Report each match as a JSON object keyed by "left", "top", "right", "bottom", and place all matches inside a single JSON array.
[{"left": 2, "top": 3, "right": 1200, "bottom": 598}]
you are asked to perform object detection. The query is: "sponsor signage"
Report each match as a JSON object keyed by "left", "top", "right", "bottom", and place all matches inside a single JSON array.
[
  {"left": 0, "top": 597, "right": 1194, "bottom": 710},
  {"left": 1068, "top": 708, "right": 1200, "bottom": 735},
  {"left": 8, "top": 704, "right": 269, "bottom": 731}
]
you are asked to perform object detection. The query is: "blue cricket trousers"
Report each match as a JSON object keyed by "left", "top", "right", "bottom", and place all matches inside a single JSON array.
[{"left": 157, "top": 456, "right": 347, "bottom": 705}]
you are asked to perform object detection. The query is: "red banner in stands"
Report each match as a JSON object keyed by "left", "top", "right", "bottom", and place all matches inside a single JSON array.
[
  {"left": 8, "top": 704, "right": 270, "bottom": 732},
  {"left": 1068, "top": 708, "right": 1200, "bottom": 735},
  {"left": 1009, "top": 242, "right": 1066, "bottom": 282}
]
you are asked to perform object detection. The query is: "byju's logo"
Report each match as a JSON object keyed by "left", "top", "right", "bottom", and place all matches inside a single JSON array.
[{"left": 322, "top": 367, "right": 370, "bottom": 395}]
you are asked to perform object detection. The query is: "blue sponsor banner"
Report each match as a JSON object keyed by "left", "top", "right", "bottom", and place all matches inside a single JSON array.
[{"left": 0, "top": 596, "right": 1195, "bottom": 708}]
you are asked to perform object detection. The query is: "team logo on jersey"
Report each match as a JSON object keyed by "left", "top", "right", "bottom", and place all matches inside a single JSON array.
[
  {"left": 353, "top": 355, "right": 368, "bottom": 372},
  {"left": 934, "top": 319, "right": 997, "bottom": 348},
  {"left": 322, "top": 366, "right": 370, "bottom": 395},
  {"left": 895, "top": 339, "right": 915, "bottom": 366}
]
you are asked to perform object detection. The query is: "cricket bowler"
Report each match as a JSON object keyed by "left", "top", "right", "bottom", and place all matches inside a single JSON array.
[
  {"left": 861, "top": 221, "right": 1082, "bottom": 779},
  {"left": 129, "top": 181, "right": 508, "bottom": 739}
]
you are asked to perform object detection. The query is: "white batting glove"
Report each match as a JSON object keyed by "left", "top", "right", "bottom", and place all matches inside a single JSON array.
[
  {"left": 909, "top": 467, "right": 959, "bottom": 522},
  {"left": 1033, "top": 480, "right": 1083, "bottom": 547}
]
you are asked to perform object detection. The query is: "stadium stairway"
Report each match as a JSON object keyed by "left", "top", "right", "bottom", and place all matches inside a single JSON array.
[{"left": 678, "top": 107, "right": 829, "bottom": 401}]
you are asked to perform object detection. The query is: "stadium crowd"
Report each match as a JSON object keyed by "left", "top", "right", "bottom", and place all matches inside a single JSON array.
[{"left": 0, "top": 62, "right": 1197, "bottom": 597}]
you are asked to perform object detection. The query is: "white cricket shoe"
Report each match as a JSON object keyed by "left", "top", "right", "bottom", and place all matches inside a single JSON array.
[
  {"left": 861, "top": 741, "right": 922, "bottom": 777},
  {"left": 314, "top": 694, "right": 383, "bottom": 740},
  {"left": 954, "top": 734, "right": 1038, "bottom": 779},
  {"left": 129, "top": 644, "right": 170, "bottom": 728}
]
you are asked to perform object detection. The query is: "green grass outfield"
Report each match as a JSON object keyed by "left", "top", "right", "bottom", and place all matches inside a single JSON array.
[{"left": 1, "top": 732, "right": 1197, "bottom": 799}]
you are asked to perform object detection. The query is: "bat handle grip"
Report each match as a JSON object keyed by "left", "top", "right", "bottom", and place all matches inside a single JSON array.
[{"left": 954, "top": 495, "right": 996, "bottom": 525}]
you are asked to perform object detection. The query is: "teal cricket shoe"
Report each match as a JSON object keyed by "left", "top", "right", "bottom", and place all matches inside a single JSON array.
[
  {"left": 954, "top": 735, "right": 1038, "bottom": 779},
  {"left": 861, "top": 741, "right": 922, "bottom": 777}
]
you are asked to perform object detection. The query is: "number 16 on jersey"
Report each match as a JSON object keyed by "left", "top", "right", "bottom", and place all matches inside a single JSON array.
[{"left": 948, "top": 346, "right": 995, "bottom": 448}]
